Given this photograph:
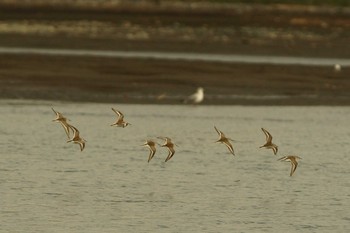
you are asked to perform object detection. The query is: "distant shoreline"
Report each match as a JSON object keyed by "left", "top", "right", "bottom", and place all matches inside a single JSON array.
[
  {"left": 1, "top": 52, "right": 349, "bottom": 106},
  {"left": 0, "top": 1, "right": 349, "bottom": 105}
]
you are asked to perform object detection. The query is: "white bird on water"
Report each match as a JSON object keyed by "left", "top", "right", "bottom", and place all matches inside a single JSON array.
[{"left": 184, "top": 87, "right": 204, "bottom": 104}]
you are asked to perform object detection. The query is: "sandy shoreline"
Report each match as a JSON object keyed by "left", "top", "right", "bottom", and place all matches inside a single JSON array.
[
  {"left": 1, "top": 53, "right": 349, "bottom": 105},
  {"left": 0, "top": 1, "right": 349, "bottom": 58},
  {"left": 0, "top": 2, "right": 349, "bottom": 105}
]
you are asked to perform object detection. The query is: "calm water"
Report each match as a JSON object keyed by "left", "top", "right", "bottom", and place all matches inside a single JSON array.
[
  {"left": 1, "top": 47, "right": 350, "bottom": 66},
  {"left": 1, "top": 100, "right": 349, "bottom": 232}
]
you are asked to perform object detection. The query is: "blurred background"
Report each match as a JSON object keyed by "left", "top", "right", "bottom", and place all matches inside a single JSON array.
[
  {"left": 0, "top": 0, "right": 349, "bottom": 104},
  {"left": 1, "top": 2, "right": 350, "bottom": 232}
]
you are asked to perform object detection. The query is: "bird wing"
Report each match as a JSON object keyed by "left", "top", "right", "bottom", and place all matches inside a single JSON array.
[
  {"left": 52, "top": 107, "right": 66, "bottom": 121},
  {"left": 165, "top": 147, "right": 175, "bottom": 162},
  {"left": 59, "top": 121, "right": 71, "bottom": 138},
  {"left": 261, "top": 128, "right": 273, "bottom": 143},
  {"left": 277, "top": 156, "right": 287, "bottom": 161},
  {"left": 112, "top": 108, "right": 124, "bottom": 120},
  {"left": 78, "top": 140, "right": 85, "bottom": 151},
  {"left": 272, "top": 146, "right": 278, "bottom": 155},
  {"left": 148, "top": 148, "right": 156, "bottom": 163},
  {"left": 290, "top": 158, "right": 298, "bottom": 176},
  {"left": 223, "top": 140, "right": 235, "bottom": 155},
  {"left": 69, "top": 125, "right": 79, "bottom": 137},
  {"left": 51, "top": 107, "right": 58, "bottom": 115},
  {"left": 214, "top": 126, "right": 224, "bottom": 137}
]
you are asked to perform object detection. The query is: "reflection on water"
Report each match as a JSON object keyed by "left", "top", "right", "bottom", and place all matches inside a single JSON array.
[{"left": 1, "top": 100, "right": 349, "bottom": 232}]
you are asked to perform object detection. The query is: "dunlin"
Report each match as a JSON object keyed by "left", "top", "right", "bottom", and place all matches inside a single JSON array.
[
  {"left": 67, "top": 125, "right": 86, "bottom": 151},
  {"left": 157, "top": 137, "right": 177, "bottom": 162},
  {"left": 142, "top": 140, "right": 157, "bottom": 163},
  {"left": 214, "top": 126, "right": 235, "bottom": 155},
  {"left": 259, "top": 128, "right": 278, "bottom": 155},
  {"left": 111, "top": 108, "right": 131, "bottom": 128},
  {"left": 278, "top": 155, "right": 301, "bottom": 176},
  {"left": 51, "top": 107, "right": 71, "bottom": 138},
  {"left": 184, "top": 87, "right": 204, "bottom": 104}
]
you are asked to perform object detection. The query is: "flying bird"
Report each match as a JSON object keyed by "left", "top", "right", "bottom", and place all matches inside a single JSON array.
[
  {"left": 51, "top": 107, "right": 71, "bottom": 138},
  {"left": 214, "top": 126, "right": 235, "bottom": 155},
  {"left": 142, "top": 140, "right": 157, "bottom": 163},
  {"left": 110, "top": 108, "right": 131, "bottom": 128},
  {"left": 259, "top": 128, "right": 278, "bottom": 155},
  {"left": 278, "top": 155, "right": 301, "bottom": 176},
  {"left": 157, "top": 137, "right": 177, "bottom": 162},
  {"left": 67, "top": 125, "right": 86, "bottom": 151}
]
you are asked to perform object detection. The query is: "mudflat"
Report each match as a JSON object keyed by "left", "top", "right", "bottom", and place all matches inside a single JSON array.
[{"left": 0, "top": 1, "right": 349, "bottom": 105}]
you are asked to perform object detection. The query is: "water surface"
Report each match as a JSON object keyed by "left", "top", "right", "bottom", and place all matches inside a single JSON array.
[
  {"left": 1, "top": 47, "right": 350, "bottom": 66},
  {"left": 1, "top": 100, "right": 349, "bottom": 232}
]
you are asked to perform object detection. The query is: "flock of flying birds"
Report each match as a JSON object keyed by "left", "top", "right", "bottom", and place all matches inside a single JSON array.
[{"left": 52, "top": 105, "right": 302, "bottom": 177}]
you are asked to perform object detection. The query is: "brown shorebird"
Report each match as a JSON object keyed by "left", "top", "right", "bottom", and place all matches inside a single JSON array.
[
  {"left": 67, "top": 125, "right": 86, "bottom": 151},
  {"left": 157, "top": 137, "right": 177, "bottom": 162},
  {"left": 142, "top": 140, "right": 157, "bottom": 163},
  {"left": 214, "top": 126, "right": 235, "bottom": 155},
  {"left": 110, "top": 108, "right": 131, "bottom": 128},
  {"left": 278, "top": 155, "right": 301, "bottom": 176},
  {"left": 259, "top": 128, "right": 278, "bottom": 155},
  {"left": 52, "top": 107, "right": 71, "bottom": 138}
]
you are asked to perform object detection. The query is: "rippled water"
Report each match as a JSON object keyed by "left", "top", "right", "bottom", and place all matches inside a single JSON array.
[{"left": 1, "top": 100, "right": 349, "bottom": 232}]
